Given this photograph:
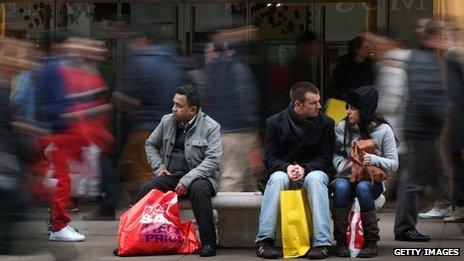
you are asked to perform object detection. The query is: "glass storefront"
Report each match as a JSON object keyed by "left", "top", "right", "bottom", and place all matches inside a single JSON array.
[{"left": 0, "top": 0, "right": 435, "bottom": 113}]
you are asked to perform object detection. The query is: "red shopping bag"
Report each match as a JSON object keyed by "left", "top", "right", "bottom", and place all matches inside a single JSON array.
[
  {"left": 346, "top": 198, "right": 364, "bottom": 257},
  {"left": 117, "top": 189, "right": 201, "bottom": 256}
]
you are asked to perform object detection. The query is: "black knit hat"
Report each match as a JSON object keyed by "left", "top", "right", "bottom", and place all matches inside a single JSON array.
[{"left": 346, "top": 85, "right": 379, "bottom": 122}]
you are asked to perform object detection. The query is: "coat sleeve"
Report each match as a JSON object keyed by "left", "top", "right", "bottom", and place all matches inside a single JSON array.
[
  {"left": 302, "top": 118, "right": 335, "bottom": 174},
  {"left": 263, "top": 117, "right": 289, "bottom": 174},
  {"left": 333, "top": 121, "right": 349, "bottom": 173},
  {"left": 41, "top": 64, "right": 69, "bottom": 129},
  {"left": 370, "top": 125, "right": 399, "bottom": 173},
  {"left": 327, "top": 63, "right": 346, "bottom": 99},
  {"left": 376, "top": 66, "right": 408, "bottom": 116},
  {"left": 180, "top": 123, "right": 222, "bottom": 188},
  {"left": 231, "top": 63, "right": 260, "bottom": 127},
  {"left": 145, "top": 116, "right": 166, "bottom": 175},
  {"left": 113, "top": 57, "right": 142, "bottom": 111}
]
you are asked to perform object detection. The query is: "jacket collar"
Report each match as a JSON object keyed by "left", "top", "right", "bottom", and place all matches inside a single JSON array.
[
  {"left": 168, "top": 109, "right": 206, "bottom": 133},
  {"left": 188, "top": 110, "right": 205, "bottom": 134},
  {"left": 279, "top": 108, "right": 322, "bottom": 145}
]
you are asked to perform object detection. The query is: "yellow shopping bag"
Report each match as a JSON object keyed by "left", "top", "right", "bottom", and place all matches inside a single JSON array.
[
  {"left": 280, "top": 189, "right": 312, "bottom": 258},
  {"left": 325, "top": 98, "right": 347, "bottom": 124}
]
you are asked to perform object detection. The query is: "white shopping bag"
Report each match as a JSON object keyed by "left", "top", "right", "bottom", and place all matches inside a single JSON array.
[{"left": 346, "top": 198, "right": 364, "bottom": 258}]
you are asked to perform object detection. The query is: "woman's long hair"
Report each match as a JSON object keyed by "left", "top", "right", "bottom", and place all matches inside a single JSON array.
[{"left": 342, "top": 112, "right": 399, "bottom": 154}]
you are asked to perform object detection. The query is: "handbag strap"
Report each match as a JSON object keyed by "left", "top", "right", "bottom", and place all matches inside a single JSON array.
[
  {"left": 339, "top": 158, "right": 352, "bottom": 175},
  {"left": 364, "top": 166, "right": 375, "bottom": 184},
  {"left": 332, "top": 143, "right": 357, "bottom": 184}
]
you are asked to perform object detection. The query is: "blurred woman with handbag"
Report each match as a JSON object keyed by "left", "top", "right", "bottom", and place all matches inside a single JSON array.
[{"left": 331, "top": 86, "right": 399, "bottom": 258}]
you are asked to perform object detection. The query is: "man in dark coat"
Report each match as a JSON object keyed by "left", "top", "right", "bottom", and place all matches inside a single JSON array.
[
  {"left": 255, "top": 82, "right": 335, "bottom": 259},
  {"left": 327, "top": 35, "right": 376, "bottom": 100}
]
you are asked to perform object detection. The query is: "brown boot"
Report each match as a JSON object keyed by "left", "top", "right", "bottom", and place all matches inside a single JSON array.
[
  {"left": 444, "top": 207, "right": 464, "bottom": 223},
  {"left": 332, "top": 207, "right": 350, "bottom": 257},
  {"left": 358, "top": 211, "right": 379, "bottom": 258}
]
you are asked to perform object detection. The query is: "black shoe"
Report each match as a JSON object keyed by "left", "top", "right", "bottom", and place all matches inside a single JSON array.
[
  {"left": 82, "top": 209, "right": 115, "bottom": 221},
  {"left": 307, "top": 246, "right": 329, "bottom": 259},
  {"left": 256, "top": 238, "right": 280, "bottom": 259},
  {"left": 358, "top": 241, "right": 378, "bottom": 258},
  {"left": 335, "top": 242, "right": 350, "bottom": 257},
  {"left": 199, "top": 245, "right": 216, "bottom": 257},
  {"left": 395, "top": 228, "right": 431, "bottom": 242}
]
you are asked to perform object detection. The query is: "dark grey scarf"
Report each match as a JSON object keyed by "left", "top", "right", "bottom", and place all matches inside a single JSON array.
[{"left": 287, "top": 106, "right": 315, "bottom": 140}]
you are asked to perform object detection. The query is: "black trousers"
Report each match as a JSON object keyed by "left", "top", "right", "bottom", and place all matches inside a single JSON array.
[
  {"left": 100, "top": 153, "right": 120, "bottom": 212},
  {"left": 449, "top": 152, "right": 464, "bottom": 207},
  {"left": 136, "top": 176, "right": 217, "bottom": 247},
  {"left": 394, "top": 139, "right": 444, "bottom": 235}
]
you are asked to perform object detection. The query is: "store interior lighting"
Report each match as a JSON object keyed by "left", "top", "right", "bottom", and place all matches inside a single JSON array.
[{"left": 267, "top": 3, "right": 283, "bottom": 7}]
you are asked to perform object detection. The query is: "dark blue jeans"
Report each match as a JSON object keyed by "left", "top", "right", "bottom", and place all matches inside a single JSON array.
[{"left": 332, "top": 177, "right": 383, "bottom": 212}]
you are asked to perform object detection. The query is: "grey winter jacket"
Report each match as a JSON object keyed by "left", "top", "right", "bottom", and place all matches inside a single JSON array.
[
  {"left": 145, "top": 110, "right": 222, "bottom": 193},
  {"left": 333, "top": 120, "right": 399, "bottom": 177}
]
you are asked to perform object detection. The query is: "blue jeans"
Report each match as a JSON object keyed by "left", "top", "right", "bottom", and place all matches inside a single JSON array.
[
  {"left": 256, "top": 171, "right": 332, "bottom": 247},
  {"left": 332, "top": 178, "right": 383, "bottom": 212}
]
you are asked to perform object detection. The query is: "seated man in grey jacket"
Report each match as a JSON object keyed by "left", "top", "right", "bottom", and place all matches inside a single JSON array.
[{"left": 135, "top": 86, "right": 222, "bottom": 257}]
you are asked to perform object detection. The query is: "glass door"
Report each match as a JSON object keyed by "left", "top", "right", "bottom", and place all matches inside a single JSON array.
[
  {"left": 185, "top": 1, "right": 247, "bottom": 56},
  {"left": 316, "top": 1, "right": 376, "bottom": 96},
  {"left": 249, "top": 2, "right": 318, "bottom": 114},
  {"left": 121, "top": 1, "right": 182, "bottom": 47},
  {"left": 185, "top": 0, "right": 376, "bottom": 114}
]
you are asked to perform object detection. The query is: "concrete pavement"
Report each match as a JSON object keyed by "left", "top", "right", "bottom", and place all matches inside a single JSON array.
[{"left": 1, "top": 206, "right": 463, "bottom": 261}]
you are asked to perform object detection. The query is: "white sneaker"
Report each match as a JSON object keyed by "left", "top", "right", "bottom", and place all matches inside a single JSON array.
[
  {"left": 49, "top": 225, "right": 85, "bottom": 242},
  {"left": 418, "top": 206, "right": 452, "bottom": 219}
]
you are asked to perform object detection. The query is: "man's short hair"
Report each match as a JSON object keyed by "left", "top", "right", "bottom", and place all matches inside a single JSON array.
[
  {"left": 176, "top": 85, "right": 202, "bottom": 109},
  {"left": 289, "top": 81, "right": 319, "bottom": 105},
  {"left": 348, "top": 35, "right": 366, "bottom": 59}
]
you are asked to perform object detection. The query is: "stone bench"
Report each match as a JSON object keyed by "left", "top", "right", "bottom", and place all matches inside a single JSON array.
[
  {"left": 179, "top": 192, "right": 386, "bottom": 248},
  {"left": 179, "top": 192, "right": 263, "bottom": 248}
]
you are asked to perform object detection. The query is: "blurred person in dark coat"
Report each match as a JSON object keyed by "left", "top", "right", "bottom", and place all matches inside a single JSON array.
[
  {"left": 203, "top": 40, "right": 262, "bottom": 192},
  {"left": 0, "top": 38, "right": 37, "bottom": 253},
  {"left": 394, "top": 19, "right": 447, "bottom": 242},
  {"left": 443, "top": 22, "right": 464, "bottom": 222},
  {"left": 114, "top": 23, "right": 188, "bottom": 200}
]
